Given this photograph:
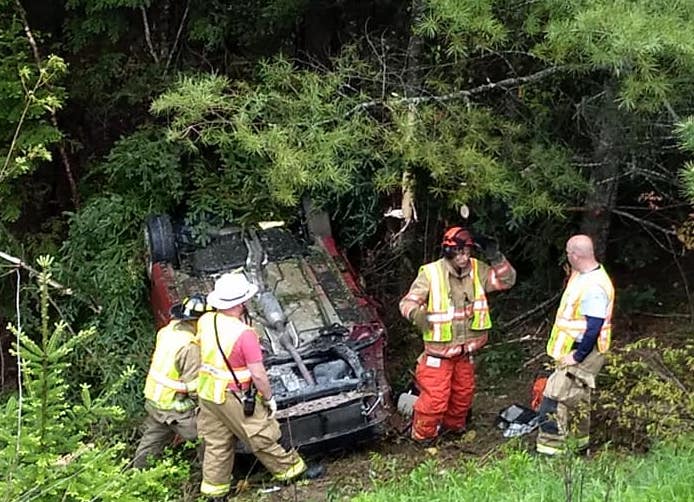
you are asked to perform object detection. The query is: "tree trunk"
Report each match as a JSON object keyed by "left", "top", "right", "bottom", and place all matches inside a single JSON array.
[
  {"left": 394, "top": 0, "right": 426, "bottom": 291},
  {"left": 580, "top": 81, "right": 622, "bottom": 261}
]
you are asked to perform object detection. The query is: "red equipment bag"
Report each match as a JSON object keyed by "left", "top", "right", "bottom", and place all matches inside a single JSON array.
[{"left": 530, "top": 376, "right": 548, "bottom": 411}]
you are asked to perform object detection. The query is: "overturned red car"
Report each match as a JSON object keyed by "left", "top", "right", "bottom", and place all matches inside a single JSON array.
[{"left": 145, "top": 211, "right": 392, "bottom": 451}]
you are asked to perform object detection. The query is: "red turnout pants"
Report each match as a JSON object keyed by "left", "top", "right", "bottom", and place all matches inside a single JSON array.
[{"left": 412, "top": 353, "right": 475, "bottom": 440}]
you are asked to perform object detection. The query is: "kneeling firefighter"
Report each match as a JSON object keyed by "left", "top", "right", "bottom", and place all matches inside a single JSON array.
[{"left": 133, "top": 294, "right": 209, "bottom": 468}]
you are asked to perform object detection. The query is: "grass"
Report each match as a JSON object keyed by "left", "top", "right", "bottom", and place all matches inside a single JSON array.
[{"left": 351, "top": 436, "right": 694, "bottom": 502}]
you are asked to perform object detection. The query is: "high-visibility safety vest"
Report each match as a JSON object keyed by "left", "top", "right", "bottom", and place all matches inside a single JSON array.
[
  {"left": 144, "top": 320, "right": 198, "bottom": 411},
  {"left": 421, "top": 258, "right": 491, "bottom": 342},
  {"left": 197, "top": 312, "right": 253, "bottom": 404},
  {"left": 546, "top": 265, "right": 615, "bottom": 360}
]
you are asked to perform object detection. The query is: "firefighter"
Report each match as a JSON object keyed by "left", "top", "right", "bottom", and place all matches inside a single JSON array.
[
  {"left": 399, "top": 226, "right": 516, "bottom": 444},
  {"left": 197, "top": 272, "right": 323, "bottom": 501},
  {"left": 132, "top": 294, "right": 208, "bottom": 468},
  {"left": 536, "top": 234, "right": 614, "bottom": 455}
]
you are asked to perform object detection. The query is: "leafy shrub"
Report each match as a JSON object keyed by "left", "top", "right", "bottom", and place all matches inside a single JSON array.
[
  {"left": 595, "top": 337, "right": 694, "bottom": 450},
  {"left": 58, "top": 128, "right": 186, "bottom": 416},
  {"left": 615, "top": 285, "right": 658, "bottom": 313},
  {"left": 478, "top": 344, "right": 524, "bottom": 380}
]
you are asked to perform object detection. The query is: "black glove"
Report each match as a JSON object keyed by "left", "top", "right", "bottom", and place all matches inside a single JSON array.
[
  {"left": 473, "top": 233, "right": 502, "bottom": 263},
  {"left": 410, "top": 306, "right": 429, "bottom": 331}
]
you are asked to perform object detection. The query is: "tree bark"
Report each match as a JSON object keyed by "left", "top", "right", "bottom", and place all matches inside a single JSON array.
[{"left": 580, "top": 81, "right": 622, "bottom": 261}]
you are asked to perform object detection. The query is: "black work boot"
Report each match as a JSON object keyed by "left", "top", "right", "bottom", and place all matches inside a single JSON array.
[
  {"left": 439, "top": 426, "right": 466, "bottom": 440},
  {"left": 410, "top": 435, "right": 437, "bottom": 447}
]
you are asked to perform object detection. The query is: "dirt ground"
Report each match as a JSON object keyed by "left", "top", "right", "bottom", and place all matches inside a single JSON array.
[{"left": 227, "top": 369, "right": 537, "bottom": 502}]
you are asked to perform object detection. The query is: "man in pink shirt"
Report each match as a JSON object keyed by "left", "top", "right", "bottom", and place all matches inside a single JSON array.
[{"left": 196, "top": 273, "right": 322, "bottom": 501}]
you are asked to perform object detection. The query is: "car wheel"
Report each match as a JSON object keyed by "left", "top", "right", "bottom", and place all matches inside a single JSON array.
[
  {"left": 302, "top": 197, "right": 333, "bottom": 239},
  {"left": 145, "top": 215, "right": 178, "bottom": 270}
]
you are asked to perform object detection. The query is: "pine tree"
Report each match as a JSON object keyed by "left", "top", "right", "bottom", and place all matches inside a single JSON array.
[{"left": 0, "top": 256, "right": 187, "bottom": 501}]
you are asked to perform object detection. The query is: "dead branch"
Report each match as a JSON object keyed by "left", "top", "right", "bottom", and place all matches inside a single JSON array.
[
  {"left": 140, "top": 6, "right": 160, "bottom": 64},
  {"left": 486, "top": 333, "right": 543, "bottom": 348},
  {"left": 522, "top": 350, "right": 546, "bottom": 368},
  {"left": 611, "top": 209, "right": 677, "bottom": 236},
  {"left": 500, "top": 292, "right": 561, "bottom": 331},
  {"left": 348, "top": 65, "right": 566, "bottom": 116},
  {"left": 632, "top": 311, "right": 692, "bottom": 319},
  {"left": 14, "top": 0, "right": 80, "bottom": 208},
  {"left": 0, "top": 251, "right": 102, "bottom": 314},
  {"left": 0, "top": 251, "right": 72, "bottom": 294},
  {"left": 164, "top": 0, "right": 189, "bottom": 74},
  {"left": 636, "top": 350, "right": 689, "bottom": 394}
]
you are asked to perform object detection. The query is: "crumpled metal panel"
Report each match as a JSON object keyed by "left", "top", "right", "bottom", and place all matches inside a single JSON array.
[{"left": 275, "top": 390, "right": 375, "bottom": 419}]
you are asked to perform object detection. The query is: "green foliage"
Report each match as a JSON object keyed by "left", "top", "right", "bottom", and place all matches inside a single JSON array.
[
  {"left": 616, "top": 285, "right": 657, "bottom": 313},
  {"left": 596, "top": 337, "right": 694, "bottom": 451},
  {"left": 64, "top": 0, "right": 145, "bottom": 52},
  {"left": 152, "top": 59, "right": 376, "bottom": 222},
  {"left": 58, "top": 128, "right": 186, "bottom": 412},
  {"left": 416, "top": 0, "right": 508, "bottom": 57},
  {"left": 532, "top": 0, "right": 694, "bottom": 110},
  {"left": 187, "top": 0, "right": 308, "bottom": 53},
  {"left": 152, "top": 56, "right": 587, "bottom": 241},
  {"left": 0, "top": 1, "right": 66, "bottom": 222},
  {"left": 676, "top": 116, "right": 694, "bottom": 203},
  {"left": 0, "top": 256, "right": 185, "bottom": 501},
  {"left": 353, "top": 436, "right": 694, "bottom": 501},
  {"left": 479, "top": 344, "right": 523, "bottom": 380}
]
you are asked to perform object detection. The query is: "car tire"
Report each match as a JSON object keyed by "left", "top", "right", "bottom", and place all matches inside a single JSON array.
[
  {"left": 145, "top": 214, "right": 178, "bottom": 269},
  {"left": 302, "top": 197, "right": 333, "bottom": 239}
]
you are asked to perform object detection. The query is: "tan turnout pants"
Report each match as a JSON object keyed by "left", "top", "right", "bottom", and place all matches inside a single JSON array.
[
  {"left": 198, "top": 392, "right": 304, "bottom": 497},
  {"left": 132, "top": 403, "right": 198, "bottom": 468},
  {"left": 536, "top": 350, "right": 605, "bottom": 454}
]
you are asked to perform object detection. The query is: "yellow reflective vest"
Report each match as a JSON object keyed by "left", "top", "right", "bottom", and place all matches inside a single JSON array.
[
  {"left": 197, "top": 312, "right": 253, "bottom": 404},
  {"left": 421, "top": 258, "right": 491, "bottom": 342},
  {"left": 144, "top": 320, "right": 198, "bottom": 411},
  {"left": 546, "top": 265, "right": 615, "bottom": 360}
]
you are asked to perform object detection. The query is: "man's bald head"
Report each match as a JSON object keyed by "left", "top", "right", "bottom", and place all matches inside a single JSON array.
[
  {"left": 567, "top": 235, "right": 595, "bottom": 259},
  {"left": 566, "top": 234, "right": 598, "bottom": 271}
]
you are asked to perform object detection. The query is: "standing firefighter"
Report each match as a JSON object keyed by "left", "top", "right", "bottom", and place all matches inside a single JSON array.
[
  {"left": 399, "top": 226, "right": 516, "bottom": 443},
  {"left": 133, "top": 294, "right": 208, "bottom": 468},
  {"left": 197, "top": 272, "right": 322, "bottom": 501},
  {"left": 536, "top": 234, "right": 614, "bottom": 455}
]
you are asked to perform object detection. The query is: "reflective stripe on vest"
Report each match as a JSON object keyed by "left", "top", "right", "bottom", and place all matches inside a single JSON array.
[
  {"left": 197, "top": 312, "right": 252, "bottom": 404},
  {"left": 143, "top": 320, "right": 196, "bottom": 410},
  {"left": 546, "top": 265, "right": 615, "bottom": 360},
  {"left": 421, "top": 258, "right": 492, "bottom": 342}
]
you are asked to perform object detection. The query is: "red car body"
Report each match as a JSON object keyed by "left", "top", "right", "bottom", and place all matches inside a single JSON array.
[{"left": 147, "top": 217, "right": 392, "bottom": 451}]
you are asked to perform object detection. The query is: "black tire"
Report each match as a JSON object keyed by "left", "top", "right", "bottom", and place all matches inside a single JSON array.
[
  {"left": 302, "top": 197, "right": 333, "bottom": 239},
  {"left": 145, "top": 214, "right": 178, "bottom": 267}
]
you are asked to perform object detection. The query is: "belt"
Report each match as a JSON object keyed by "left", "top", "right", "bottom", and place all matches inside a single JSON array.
[
  {"left": 226, "top": 384, "right": 251, "bottom": 393},
  {"left": 423, "top": 350, "right": 470, "bottom": 360}
]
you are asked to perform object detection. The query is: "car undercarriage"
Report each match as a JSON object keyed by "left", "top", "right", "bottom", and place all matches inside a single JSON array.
[{"left": 146, "top": 215, "right": 392, "bottom": 451}]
